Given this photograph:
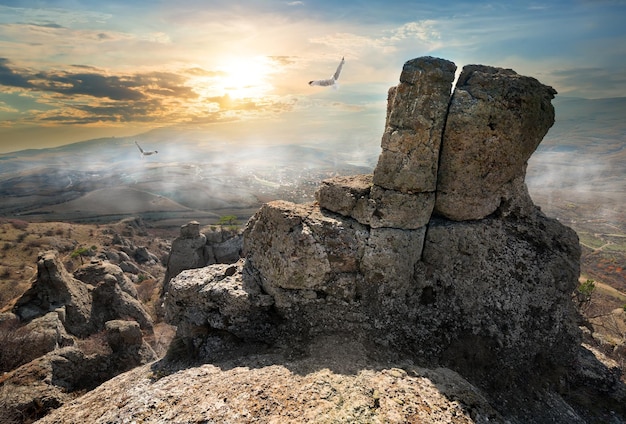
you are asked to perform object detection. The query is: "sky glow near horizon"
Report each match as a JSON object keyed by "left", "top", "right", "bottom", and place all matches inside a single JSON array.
[{"left": 0, "top": 0, "right": 625, "bottom": 153}]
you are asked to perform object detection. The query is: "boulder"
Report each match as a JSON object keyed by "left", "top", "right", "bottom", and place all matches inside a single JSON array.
[
  {"left": 243, "top": 201, "right": 368, "bottom": 307},
  {"left": 22, "top": 311, "right": 75, "bottom": 354},
  {"left": 315, "top": 174, "right": 373, "bottom": 218},
  {"left": 74, "top": 259, "right": 138, "bottom": 298},
  {"left": 90, "top": 275, "right": 153, "bottom": 332}
]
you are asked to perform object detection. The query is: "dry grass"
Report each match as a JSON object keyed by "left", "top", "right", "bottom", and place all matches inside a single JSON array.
[
  {"left": 76, "top": 330, "right": 111, "bottom": 357},
  {"left": 0, "top": 316, "right": 52, "bottom": 373},
  {"left": 0, "top": 219, "right": 174, "bottom": 311}
]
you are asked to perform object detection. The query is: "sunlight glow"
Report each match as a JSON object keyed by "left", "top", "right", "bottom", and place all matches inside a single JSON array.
[{"left": 199, "top": 56, "right": 275, "bottom": 101}]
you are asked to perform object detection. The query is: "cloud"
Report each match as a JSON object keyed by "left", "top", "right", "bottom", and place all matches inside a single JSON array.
[
  {"left": 268, "top": 56, "right": 298, "bottom": 67},
  {"left": 0, "top": 58, "right": 34, "bottom": 88},
  {"left": 0, "top": 57, "right": 299, "bottom": 128},
  {"left": 552, "top": 67, "right": 626, "bottom": 98}
]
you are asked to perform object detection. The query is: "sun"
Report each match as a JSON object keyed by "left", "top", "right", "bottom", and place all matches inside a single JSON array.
[{"left": 215, "top": 56, "right": 274, "bottom": 100}]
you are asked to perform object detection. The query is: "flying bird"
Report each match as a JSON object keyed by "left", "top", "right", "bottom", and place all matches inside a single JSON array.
[
  {"left": 135, "top": 141, "right": 158, "bottom": 158},
  {"left": 309, "top": 57, "right": 344, "bottom": 88}
]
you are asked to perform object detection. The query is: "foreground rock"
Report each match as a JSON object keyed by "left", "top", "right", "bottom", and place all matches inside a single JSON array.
[{"left": 37, "top": 340, "right": 505, "bottom": 424}]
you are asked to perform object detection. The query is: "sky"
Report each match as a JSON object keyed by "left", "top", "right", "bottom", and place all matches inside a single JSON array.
[{"left": 0, "top": 0, "right": 625, "bottom": 154}]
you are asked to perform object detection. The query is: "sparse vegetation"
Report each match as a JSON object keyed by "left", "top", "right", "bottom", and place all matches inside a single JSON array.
[
  {"left": 0, "top": 317, "right": 51, "bottom": 373},
  {"left": 70, "top": 246, "right": 93, "bottom": 264},
  {"left": 7, "top": 219, "right": 29, "bottom": 231},
  {"left": 218, "top": 214, "right": 239, "bottom": 227},
  {"left": 575, "top": 278, "right": 596, "bottom": 310}
]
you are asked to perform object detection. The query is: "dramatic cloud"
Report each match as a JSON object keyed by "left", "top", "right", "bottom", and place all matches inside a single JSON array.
[
  {"left": 0, "top": 58, "right": 298, "bottom": 128},
  {"left": 0, "top": 0, "right": 624, "bottom": 152}
]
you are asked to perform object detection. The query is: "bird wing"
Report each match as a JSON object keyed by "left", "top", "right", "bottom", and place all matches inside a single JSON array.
[
  {"left": 308, "top": 57, "right": 344, "bottom": 87},
  {"left": 135, "top": 141, "right": 144, "bottom": 153},
  {"left": 332, "top": 57, "right": 345, "bottom": 81},
  {"left": 309, "top": 78, "right": 335, "bottom": 86}
]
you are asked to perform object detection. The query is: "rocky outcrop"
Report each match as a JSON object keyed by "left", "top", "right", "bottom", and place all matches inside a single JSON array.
[
  {"left": 162, "top": 221, "right": 242, "bottom": 292},
  {"left": 435, "top": 65, "right": 557, "bottom": 220},
  {"left": 2, "top": 251, "right": 157, "bottom": 422},
  {"left": 14, "top": 251, "right": 153, "bottom": 336},
  {"left": 316, "top": 58, "right": 457, "bottom": 230},
  {"left": 14, "top": 251, "right": 93, "bottom": 337},
  {"left": 157, "top": 57, "right": 626, "bottom": 422},
  {"left": 36, "top": 346, "right": 507, "bottom": 424},
  {"left": 0, "top": 320, "right": 156, "bottom": 423}
]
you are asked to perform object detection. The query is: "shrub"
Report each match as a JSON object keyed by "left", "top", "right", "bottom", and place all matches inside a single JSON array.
[
  {"left": 8, "top": 219, "right": 28, "bottom": 231},
  {"left": 575, "top": 279, "right": 596, "bottom": 309},
  {"left": 218, "top": 215, "right": 239, "bottom": 226},
  {"left": 70, "top": 246, "right": 94, "bottom": 264}
]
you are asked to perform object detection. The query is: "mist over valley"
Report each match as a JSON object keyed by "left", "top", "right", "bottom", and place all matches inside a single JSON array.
[{"left": 1, "top": 96, "right": 624, "bottom": 290}]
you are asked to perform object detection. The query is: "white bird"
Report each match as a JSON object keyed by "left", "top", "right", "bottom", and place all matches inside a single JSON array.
[
  {"left": 309, "top": 57, "right": 344, "bottom": 88},
  {"left": 135, "top": 141, "right": 158, "bottom": 158}
]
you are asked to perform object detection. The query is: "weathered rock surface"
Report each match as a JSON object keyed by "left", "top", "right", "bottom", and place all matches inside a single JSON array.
[
  {"left": 373, "top": 56, "right": 457, "bottom": 194},
  {"left": 74, "top": 259, "right": 138, "bottom": 298},
  {"left": 318, "top": 57, "right": 457, "bottom": 230},
  {"left": 162, "top": 221, "right": 208, "bottom": 288},
  {"left": 1, "top": 321, "right": 156, "bottom": 423},
  {"left": 162, "top": 221, "right": 242, "bottom": 292},
  {"left": 22, "top": 311, "right": 75, "bottom": 354},
  {"left": 14, "top": 252, "right": 153, "bottom": 336},
  {"left": 435, "top": 64, "right": 557, "bottom": 220},
  {"left": 14, "top": 251, "right": 93, "bottom": 337},
  {"left": 36, "top": 340, "right": 506, "bottom": 424}
]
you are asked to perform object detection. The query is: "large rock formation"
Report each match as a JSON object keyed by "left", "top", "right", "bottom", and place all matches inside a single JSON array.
[{"left": 35, "top": 57, "right": 626, "bottom": 423}]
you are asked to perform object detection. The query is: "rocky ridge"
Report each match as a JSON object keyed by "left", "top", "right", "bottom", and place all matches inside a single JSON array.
[{"left": 36, "top": 57, "right": 626, "bottom": 423}]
